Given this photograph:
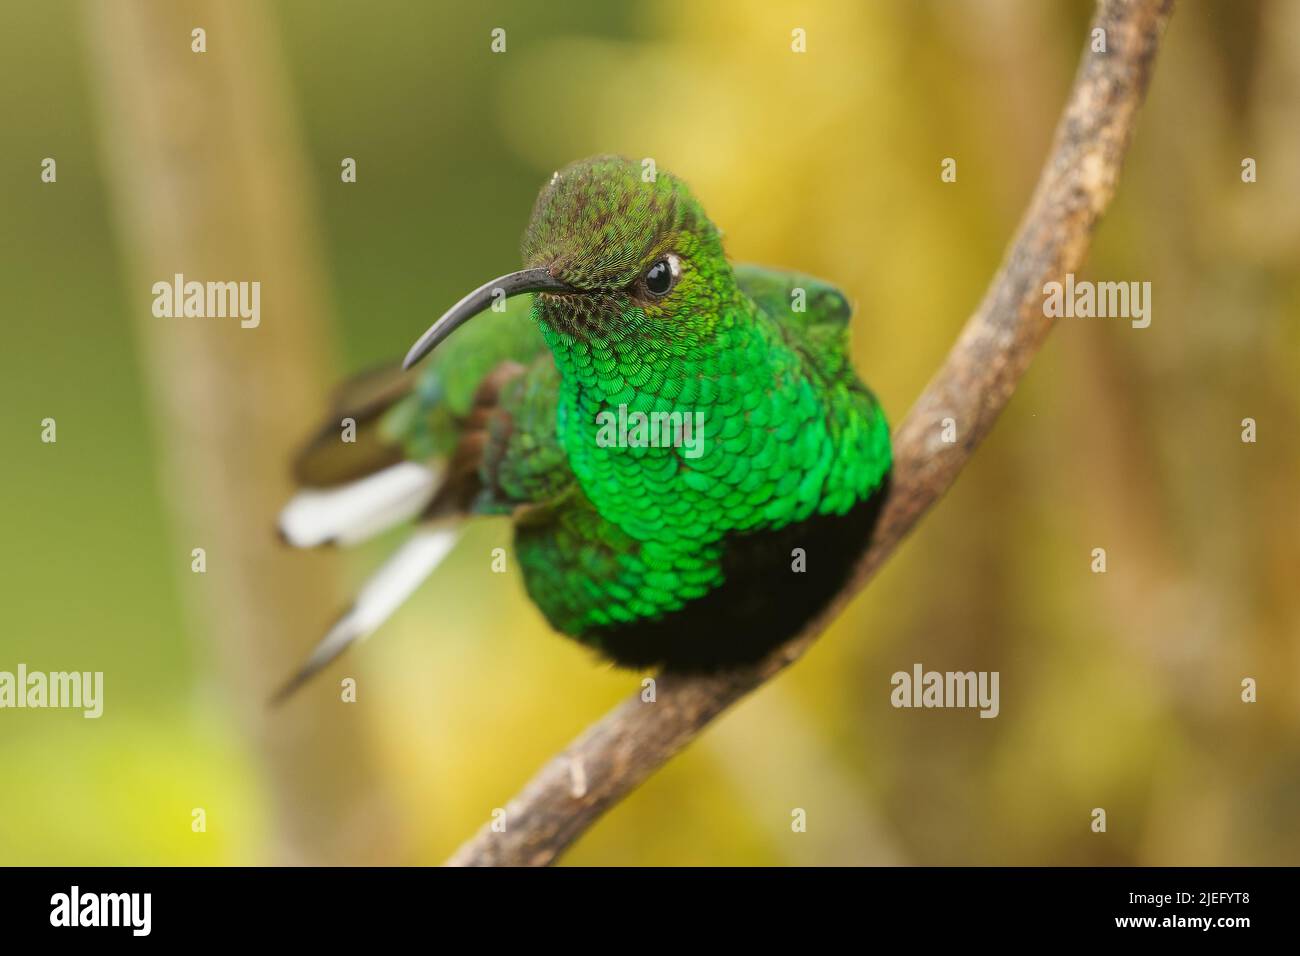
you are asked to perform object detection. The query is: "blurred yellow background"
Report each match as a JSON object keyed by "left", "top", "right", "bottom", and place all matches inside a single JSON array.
[{"left": 1, "top": 0, "right": 1296, "bottom": 865}]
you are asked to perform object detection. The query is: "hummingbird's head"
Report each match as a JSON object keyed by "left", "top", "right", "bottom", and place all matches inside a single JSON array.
[{"left": 403, "top": 155, "right": 736, "bottom": 369}]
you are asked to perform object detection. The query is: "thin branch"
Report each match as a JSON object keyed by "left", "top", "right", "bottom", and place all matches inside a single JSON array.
[{"left": 448, "top": 0, "right": 1175, "bottom": 867}]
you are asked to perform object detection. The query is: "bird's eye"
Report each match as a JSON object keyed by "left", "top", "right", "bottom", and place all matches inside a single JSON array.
[{"left": 643, "top": 255, "right": 679, "bottom": 297}]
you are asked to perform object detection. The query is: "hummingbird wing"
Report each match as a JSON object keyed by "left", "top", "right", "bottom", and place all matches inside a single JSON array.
[
  {"left": 279, "top": 361, "right": 438, "bottom": 547},
  {"left": 269, "top": 523, "right": 460, "bottom": 704},
  {"left": 273, "top": 295, "right": 556, "bottom": 701},
  {"left": 733, "top": 263, "right": 858, "bottom": 382},
  {"left": 733, "top": 263, "right": 852, "bottom": 329},
  {"left": 279, "top": 296, "right": 545, "bottom": 544},
  {"left": 289, "top": 362, "right": 419, "bottom": 487}
]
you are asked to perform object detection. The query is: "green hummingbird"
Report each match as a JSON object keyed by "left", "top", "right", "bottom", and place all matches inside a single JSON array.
[{"left": 275, "top": 155, "right": 891, "bottom": 700}]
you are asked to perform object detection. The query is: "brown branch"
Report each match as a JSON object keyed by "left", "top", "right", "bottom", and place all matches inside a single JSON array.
[{"left": 447, "top": 0, "right": 1175, "bottom": 867}]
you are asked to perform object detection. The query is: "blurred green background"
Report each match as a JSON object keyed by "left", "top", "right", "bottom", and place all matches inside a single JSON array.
[{"left": 1, "top": 0, "right": 1296, "bottom": 866}]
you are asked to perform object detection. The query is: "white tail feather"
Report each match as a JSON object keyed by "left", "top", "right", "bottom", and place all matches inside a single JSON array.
[
  {"left": 278, "top": 461, "right": 439, "bottom": 548},
  {"left": 272, "top": 525, "right": 460, "bottom": 702}
]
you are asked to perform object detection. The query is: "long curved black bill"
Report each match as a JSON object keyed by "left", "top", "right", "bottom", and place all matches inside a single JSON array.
[{"left": 403, "top": 267, "right": 574, "bottom": 370}]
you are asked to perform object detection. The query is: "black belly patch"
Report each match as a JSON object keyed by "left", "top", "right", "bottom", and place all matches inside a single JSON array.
[{"left": 583, "top": 472, "right": 891, "bottom": 671}]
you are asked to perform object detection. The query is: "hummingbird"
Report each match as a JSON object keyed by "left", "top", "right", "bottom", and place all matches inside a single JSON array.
[{"left": 274, "top": 155, "right": 891, "bottom": 700}]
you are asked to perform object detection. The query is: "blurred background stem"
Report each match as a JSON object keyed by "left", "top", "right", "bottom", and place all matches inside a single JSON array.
[{"left": 83, "top": 0, "right": 402, "bottom": 864}]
